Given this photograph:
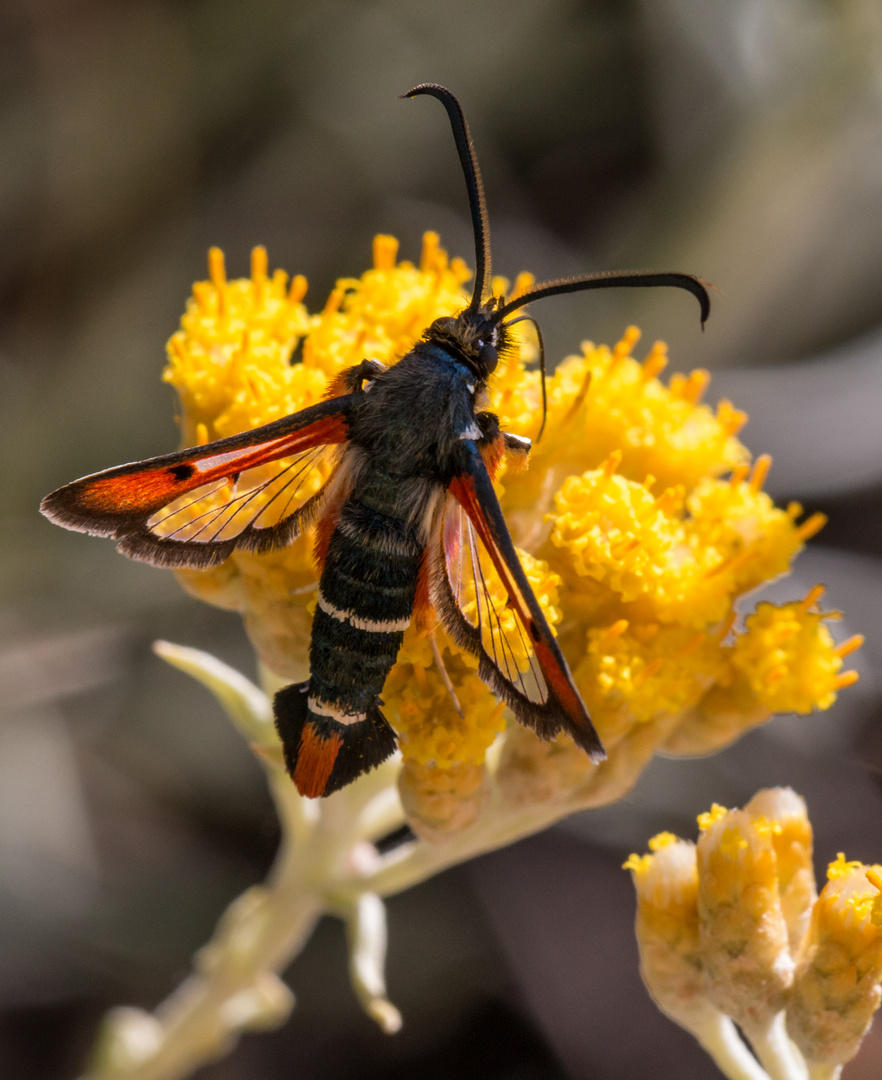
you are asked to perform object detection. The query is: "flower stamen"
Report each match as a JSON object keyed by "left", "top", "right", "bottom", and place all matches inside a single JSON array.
[
  {"left": 251, "top": 245, "right": 268, "bottom": 288},
  {"left": 795, "top": 512, "right": 827, "bottom": 541},
  {"left": 641, "top": 342, "right": 669, "bottom": 382},
  {"left": 834, "top": 634, "right": 864, "bottom": 658},
  {"left": 613, "top": 324, "right": 641, "bottom": 363},
  {"left": 729, "top": 463, "right": 750, "bottom": 486},
  {"left": 372, "top": 234, "right": 399, "bottom": 270},
  {"left": 288, "top": 274, "right": 308, "bottom": 303},
  {"left": 799, "top": 584, "right": 826, "bottom": 610},
  {"left": 749, "top": 454, "right": 772, "bottom": 493}
]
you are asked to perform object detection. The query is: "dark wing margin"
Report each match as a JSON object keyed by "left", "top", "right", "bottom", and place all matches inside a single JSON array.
[
  {"left": 40, "top": 395, "right": 355, "bottom": 569},
  {"left": 432, "top": 441, "right": 605, "bottom": 760}
]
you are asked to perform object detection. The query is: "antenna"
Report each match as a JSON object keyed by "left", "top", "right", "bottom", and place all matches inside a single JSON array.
[
  {"left": 404, "top": 84, "right": 491, "bottom": 312},
  {"left": 494, "top": 270, "right": 712, "bottom": 327}
]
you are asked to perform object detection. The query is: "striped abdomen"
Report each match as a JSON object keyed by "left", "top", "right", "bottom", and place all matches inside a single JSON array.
[{"left": 274, "top": 487, "right": 425, "bottom": 797}]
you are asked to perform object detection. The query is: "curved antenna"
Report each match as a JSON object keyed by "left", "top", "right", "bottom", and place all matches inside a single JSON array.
[
  {"left": 506, "top": 315, "right": 548, "bottom": 441},
  {"left": 403, "top": 84, "right": 491, "bottom": 311},
  {"left": 494, "top": 270, "right": 712, "bottom": 328}
]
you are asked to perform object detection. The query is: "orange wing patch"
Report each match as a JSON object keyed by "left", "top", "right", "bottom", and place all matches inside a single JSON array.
[
  {"left": 41, "top": 400, "right": 353, "bottom": 568},
  {"left": 70, "top": 413, "right": 348, "bottom": 519}
]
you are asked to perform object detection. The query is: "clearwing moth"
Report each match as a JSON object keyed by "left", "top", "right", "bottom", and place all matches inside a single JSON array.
[{"left": 42, "top": 84, "right": 710, "bottom": 798}]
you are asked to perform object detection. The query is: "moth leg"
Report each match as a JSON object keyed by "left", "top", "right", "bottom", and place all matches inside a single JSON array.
[
  {"left": 358, "top": 358, "right": 387, "bottom": 391},
  {"left": 472, "top": 412, "right": 531, "bottom": 459},
  {"left": 326, "top": 358, "right": 387, "bottom": 398},
  {"left": 502, "top": 431, "right": 531, "bottom": 464},
  {"left": 428, "top": 630, "right": 465, "bottom": 721},
  {"left": 473, "top": 414, "right": 532, "bottom": 481}
]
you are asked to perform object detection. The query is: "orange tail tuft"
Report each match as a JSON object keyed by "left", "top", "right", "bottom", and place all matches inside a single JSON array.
[{"left": 293, "top": 722, "right": 343, "bottom": 798}]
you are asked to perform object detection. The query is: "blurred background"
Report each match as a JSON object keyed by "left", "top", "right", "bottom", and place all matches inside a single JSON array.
[{"left": 3, "top": 1, "right": 882, "bottom": 1077}]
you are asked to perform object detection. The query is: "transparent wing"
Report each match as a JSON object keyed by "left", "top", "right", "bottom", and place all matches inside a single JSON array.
[
  {"left": 440, "top": 500, "right": 549, "bottom": 708},
  {"left": 41, "top": 397, "right": 352, "bottom": 569},
  {"left": 135, "top": 443, "right": 337, "bottom": 564},
  {"left": 430, "top": 443, "right": 604, "bottom": 758}
]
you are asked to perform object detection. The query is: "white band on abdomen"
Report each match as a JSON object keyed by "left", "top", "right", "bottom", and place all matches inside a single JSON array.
[
  {"left": 307, "top": 696, "right": 367, "bottom": 725},
  {"left": 317, "top": 590, "right": 411, "bottom": 633}
]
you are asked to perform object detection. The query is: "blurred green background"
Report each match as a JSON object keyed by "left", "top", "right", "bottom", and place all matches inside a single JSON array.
[{"left": 3, "top": 1, "right": 882, "bottom": 1077}]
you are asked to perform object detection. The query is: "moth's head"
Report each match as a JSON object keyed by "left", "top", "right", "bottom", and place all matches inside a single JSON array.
[{"left": 424, "top": 303, "right": 510, "bottom": 381}]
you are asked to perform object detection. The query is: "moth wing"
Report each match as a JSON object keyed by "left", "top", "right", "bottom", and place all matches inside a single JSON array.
[
  {"left": 431, "top": 442, "right": 604, "bottom": 759},
  {"left": 41, "top": 396, "right": 354, "bottom": 569}
]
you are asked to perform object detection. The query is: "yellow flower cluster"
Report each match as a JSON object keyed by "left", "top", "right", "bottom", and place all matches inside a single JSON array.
[
  {"left": 548, "top": 460, "right": 803, "bottom": 627},
  {"left": 162, "top": 237, "right": 859, "bottom": 836},
  {"left": 731, "top": 594, "right": 851, "bottom": 714},
  {"left": 626, "top": 790, "right": 882, "bottom": 1071}
]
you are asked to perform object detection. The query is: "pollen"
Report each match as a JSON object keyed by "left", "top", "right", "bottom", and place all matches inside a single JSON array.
[{"left": 697, "top": 804, "right": 730, "bottom": 832}]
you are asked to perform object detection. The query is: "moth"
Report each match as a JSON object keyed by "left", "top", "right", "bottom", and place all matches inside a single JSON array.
[{"left": 41, "top": 84, "right": 710, "bottom": 799}]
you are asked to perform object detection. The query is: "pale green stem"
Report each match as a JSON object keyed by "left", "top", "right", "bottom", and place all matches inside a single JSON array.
[
  {"left": 342, "top": 893, "right": 402, "bottom": 1034},
  {"left": 83, "top": 885, "right": 319, "bottom": 1080},
  {"left": 77, "top": 647, "right": 677, "bottom": 1080},
  {"left": 686, "top": 1012, "right": 774, "bottom": 1080},
  {"left": 741, "top": 1013, "right": 807, "bottom": 1080},
  {"left": 361, "top": 789, "right": 580, "bottom": 897},
  {"left": 81, "top": 755, "right": 403, "bottom": 1080},
  {"left": 357, "top": 785, "right": 407, "bottom": 843},
  {"left": 80, "top": 650, "right": 404, "bottom": 1080},
  {"left": 154, "top": 642, "right": 276, "bottom": 746}
]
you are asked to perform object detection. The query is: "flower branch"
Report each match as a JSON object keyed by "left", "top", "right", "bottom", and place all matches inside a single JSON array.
[{"left": 76, "top": 237, "right": 863, "bottom": 1080}]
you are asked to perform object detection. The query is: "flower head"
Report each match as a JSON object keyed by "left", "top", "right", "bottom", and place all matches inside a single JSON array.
[
  {"left": 695, "top": 804, "right": 795, "bottom": 1027},
  {"left": 164, "top": 237, "right": 859, "bottom": 837},
  {"left": 743, "top": 787, "right": 817, "bottom": 956},
  {"left": 786, "top": 856, "right": 882, "bottom": 1065},
  {"left": 624, "top": 832, "right": 711, "bottom": 1029}
]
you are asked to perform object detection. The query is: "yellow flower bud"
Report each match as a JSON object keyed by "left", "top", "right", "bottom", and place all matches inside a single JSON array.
[
  {"left": 733, "top": 596, "right": 856, "bottom": 715},
  {"left": 696, "top": 806, "right": 794, "bottom": 1027},
  {"left": 575, "top": 620, "right": 729, "bottom": 749},
  {"left": 495, "top": 714, "right": 667, "bottom": 811},
  {"left": 495, "top": 726, "right": 593, "bottom": 806},
  {"left": 744, "top": 788, "right": 816, "bottom": 957},
  {"left": 625, "top": 834, "right": 716, "bottom": 1029},
  {"left": 786, "top": 859, "right": 882, "bottom": 1066},
  {"left": 661, "top": 675, "right": 771, "bottom": 757},
  {"left": 397, "top": 759, "right": 489, "bottom": 843},
  {"left": 630, "top": 793, "right": 882, "bottom": 1079}
]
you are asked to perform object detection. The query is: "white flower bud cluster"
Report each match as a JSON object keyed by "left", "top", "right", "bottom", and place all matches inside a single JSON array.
[{"left": 626, "top": 789, "right": 882, "bottom": 1080}]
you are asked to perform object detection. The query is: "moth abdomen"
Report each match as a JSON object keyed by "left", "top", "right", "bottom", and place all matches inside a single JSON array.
[{"left": 274, "top": 490, "right": 424, "bottom": 796}]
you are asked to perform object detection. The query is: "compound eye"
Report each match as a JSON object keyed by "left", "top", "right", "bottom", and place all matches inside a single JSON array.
[{"left": 477, "top": 342, "right": 498, "bottom": 373}]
